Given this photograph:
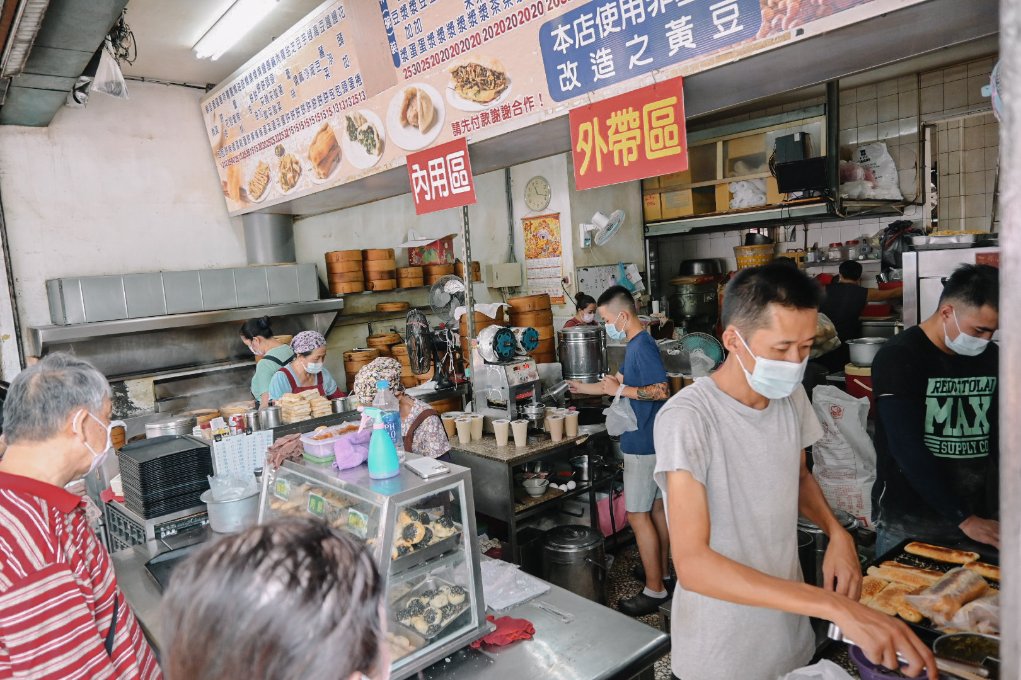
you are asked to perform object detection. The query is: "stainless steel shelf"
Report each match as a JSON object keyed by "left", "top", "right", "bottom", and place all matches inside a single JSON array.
[{"left": 29, "top": 299, "right": 345, "bottom": 347}]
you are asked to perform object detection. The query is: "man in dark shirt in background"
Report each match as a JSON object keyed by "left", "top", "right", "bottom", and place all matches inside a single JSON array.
[
  {"left": 872, "top": 264, "right": 999, "bottom": 555},
  {"left": 568, "top": 286, "right": 670, "bottom": 616},
  {"left": 819, "top": 260, "right": 902, "bottom": 371}
]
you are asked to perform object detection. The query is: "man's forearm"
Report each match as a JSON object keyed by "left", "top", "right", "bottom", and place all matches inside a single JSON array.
[{"left": 625, "top": 382, "right": 670, "bottom": 401}]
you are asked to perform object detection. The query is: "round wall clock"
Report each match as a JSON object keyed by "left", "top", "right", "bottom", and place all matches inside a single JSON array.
[{"left": 524, "top": 175, "right": 552, "bottom": 212}]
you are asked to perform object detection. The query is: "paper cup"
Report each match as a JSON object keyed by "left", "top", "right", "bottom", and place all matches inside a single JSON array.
[
  {"left": 548, "top": 414, "right": 565, "bottom": 442},
  {"left": 441, "top": 413, "right": 458, "bottom": 438},
  {"left": 469, "top": 413, "right": 484, "bottom": 441},
  {"left": 493, "top": 419, "right": 510, "bottom": 446},
  {"left": 564, "top": 411, "right": 579, "bottom": 437},
  {"left": 455, "top": 417, "right": 472, "bottom": 445},
  {"left": 511, "top": 419, "right": 529, "bottom": 448}
]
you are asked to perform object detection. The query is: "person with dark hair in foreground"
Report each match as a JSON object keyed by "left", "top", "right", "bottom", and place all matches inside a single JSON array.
[
  {"left": 563, "top": 291, "right": 597, "bottom": 328},
  {"left": 0, "top": 354, "right": 160, "bottom": 679},
  {"left": 872, "top": 264, "right": 999, "bottom": 555},
  {"left": 240, "top": 316, "right": 295, "bottom": 407},
  {"left": 163, "top": 517, "right": 388, "bottom": 680},
  {"left": 654, "top": 264, "right": 935, "bottom": 680},
  {"left": 818, "top": 260, "right": 903, "bottom": 371},
  {"left": 568, "top": 286, "right": 671, "bottom": 616}
]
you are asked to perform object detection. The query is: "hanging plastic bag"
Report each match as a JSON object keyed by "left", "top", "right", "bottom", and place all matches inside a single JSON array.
[
  {"left": 596, "top": 487, "right": 629, "bottom": 537},
  {"left": 603, "top": 385, "right": 638, "bottom": 436},
  {"left": 92, "top": 44, "right": 128, "bottom": 100},
  {"left": 810, "top": 385, "right": 877, "bottom": 527}
]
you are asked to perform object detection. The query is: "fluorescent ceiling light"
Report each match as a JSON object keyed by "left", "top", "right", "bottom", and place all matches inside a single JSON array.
[
  {"left": 193, "top": 0, "right": 278, "bottom": 61},
  {"left": 2, "top": 0, "right": 51, "bottom": 78}
]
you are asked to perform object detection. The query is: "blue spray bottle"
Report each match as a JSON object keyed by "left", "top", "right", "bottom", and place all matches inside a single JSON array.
[{"left": 360, "top": 406, "right": 400, "bottom": 480}]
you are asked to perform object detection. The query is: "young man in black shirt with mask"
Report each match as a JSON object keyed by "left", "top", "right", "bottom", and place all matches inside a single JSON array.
[{"left": 872, "top": 264, "right": 999, "bottom": 555}]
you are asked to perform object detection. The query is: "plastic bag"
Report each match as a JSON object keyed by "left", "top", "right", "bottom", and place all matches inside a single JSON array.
[
  {"left": 92, "top": 45, "right": 128, "bottom": 100},
  {"left": 880, "top": 219, "right": 924, "bottom": 271},
  {"left": 596, "top": 488, "right": 629, "bottom": 537},
  {"left": 207, "top": 473, "right": 258, "bottom": 502},
  {"left": 810, "top": 385, "right": 877, "bottom": 526},
  {"left": 905, "top": 568, "right": 989, "bottom": 626},
  {"left": 782, "top": 660, "right": 855, "bottom": 680},
  {"left": 854, "top": 142, "right": 903, "bottom": 200},
  {"left": 948, "top": 592, "right": 999, "bottom": 635},
  {"left": 603, "top": 385, "right": 638, "bottom": 436},
  {"left": 689, "top": 348, "right": 715, "bottom": 378}
]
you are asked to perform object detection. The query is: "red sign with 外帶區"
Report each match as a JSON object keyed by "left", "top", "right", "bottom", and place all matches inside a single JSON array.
[
  {"left": 407, "top": 137, "right": 477, "bottom": 215},
  {"left": 569, "top": 77, "right": 688, "bottom": 191}
]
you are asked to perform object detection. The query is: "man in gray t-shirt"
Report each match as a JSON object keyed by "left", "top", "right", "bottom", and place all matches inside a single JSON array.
[{"left": 654, "top": 264, "right": 935, "bottom": 680}]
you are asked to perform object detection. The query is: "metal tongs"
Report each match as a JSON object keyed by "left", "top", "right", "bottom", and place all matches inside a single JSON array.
[{"left": 827, "top": 623, "right": 989, "bottom": 680}]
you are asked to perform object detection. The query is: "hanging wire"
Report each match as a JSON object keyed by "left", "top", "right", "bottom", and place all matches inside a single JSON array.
[{"left": 106, "top": 10, "right": 137, "bottom": 66}]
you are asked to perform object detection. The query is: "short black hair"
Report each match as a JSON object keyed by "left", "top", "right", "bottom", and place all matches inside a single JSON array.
[
  {"left": 939, "top": 264, "right": 999, "bottom": 310},
  {"left": 574, "top": 292, "right": 596, "bottom": 311},
  {"left": 838, "top": 260, "right": 863, "bottom": 280},
  {"left": 772, "top": 256, "right": 798, "bottom": 269},
  {"left": 596, "top": 285, "right": 636, "bottom": 313},
  {"left": 722, "top": 263, "right": 823, "bottom": 332},
  {"left": 240, "top": 316, "right": 274, "bottom": 340}
]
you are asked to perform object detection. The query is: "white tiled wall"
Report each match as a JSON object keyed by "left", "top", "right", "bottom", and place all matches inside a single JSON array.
[{"left": 660, "top": 56, "right": 997, "bottom": 275}]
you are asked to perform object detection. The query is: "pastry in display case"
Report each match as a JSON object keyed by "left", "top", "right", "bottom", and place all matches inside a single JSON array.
[{"left": 259, "top": 456, "right": 489, "bottom": 679}]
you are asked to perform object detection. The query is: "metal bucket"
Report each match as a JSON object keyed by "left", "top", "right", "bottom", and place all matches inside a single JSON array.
[
  {"left": 671, "top": 282, "right": 718, "bottom": 319},
  {"left": 200, "top": 489, "right": 260, "bottom": 534},
  {"left": 542, "top": 525, "right": 606, "bottom": 604},
  {"left": 557, "top": 325, "right": 607, "bottom": 383},
  {"left": 258, "top": 405, "right": 281, "bottom": 429}
]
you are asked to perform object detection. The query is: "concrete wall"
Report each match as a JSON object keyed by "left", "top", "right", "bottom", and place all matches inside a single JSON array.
[{"left": 0, "top": 81, "right": 245, "bottom": 357}]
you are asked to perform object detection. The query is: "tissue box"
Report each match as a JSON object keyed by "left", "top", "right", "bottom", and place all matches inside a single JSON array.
[{"left": 408, "top": 235, "right": 455, "bottom": 266}]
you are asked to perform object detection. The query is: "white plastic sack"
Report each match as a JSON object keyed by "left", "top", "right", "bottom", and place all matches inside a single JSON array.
[
  {"left": 854, "top": 142, "right": 902, "bottom": 200},
  {"left": 782, "top": 660, "right": 855, "bottom": 680},
  {"left": 810, "top": 385, "right": 877, "bottom": 527},
  {"left": 603, "top": 385, "right": 638, "bottom": 436},
  {"left": 92, "top": 46, "right": 128, "bottom": 99}
]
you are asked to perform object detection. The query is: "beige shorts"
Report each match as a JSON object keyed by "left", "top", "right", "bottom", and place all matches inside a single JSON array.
[{"left": 622, "top": 453, "right": 661, "bottom": 513}]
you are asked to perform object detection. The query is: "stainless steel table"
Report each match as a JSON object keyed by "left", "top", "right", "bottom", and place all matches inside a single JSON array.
[{"left": 111, "top": 540, "right": 668, "bottom": 680}]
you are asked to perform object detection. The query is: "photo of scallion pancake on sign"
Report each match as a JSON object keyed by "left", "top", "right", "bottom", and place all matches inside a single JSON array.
[
  {"left": 446, "top": 57, "right": 511, "bottom": 111},
  {"left": 306, "top": 122, "right": 341, "bottom": 181},
  {"left": 343, "top": 109, "right": 386, "bottom": 169},
  {"left": 246, "top": 159, "right": 271, "bottom": 202},
  {"left": 387, "top": 83, "right": 443, "bottom": 151}
]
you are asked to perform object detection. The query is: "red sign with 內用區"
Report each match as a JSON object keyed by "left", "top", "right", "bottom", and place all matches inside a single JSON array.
[
  {"left": 407, "top": 137, "right": 477, "bottom": 215},
  {"left": 569, "top": 77, "right": 688, "bottom": 191}
]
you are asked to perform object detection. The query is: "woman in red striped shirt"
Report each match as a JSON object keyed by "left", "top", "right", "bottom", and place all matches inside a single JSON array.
[{"left": 0, "top": 353, "right": 160, "bottom": 680}]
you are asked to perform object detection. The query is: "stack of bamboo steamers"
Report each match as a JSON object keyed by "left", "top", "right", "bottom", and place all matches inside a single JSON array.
[
  {"left": 325, "top": 249, "right": 398, "bottom": 294},
  {"left": 508, "top": 293, "right": 555, "bottom": 363}
]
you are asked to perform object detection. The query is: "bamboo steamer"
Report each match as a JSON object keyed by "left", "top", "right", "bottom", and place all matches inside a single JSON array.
[
  {"left": 329, "top": 271, "right": 364, "bottom": 283},
  {"left": 366, "top": 279, "right": 397, "bottom": 291},
  {"left": 364, "top": 258, "right": 397, "bottom": 272},
  {"left": 425, "top": 274, "right": 449, "bottom": 286},
  {"left": 531, "top": 338, "right": 556, "bottom": 355},
  {"left": 423, "top": 264, "right": 455, "bottom": 277},
  {"left": 326, "top": 259, "right": 363, "bottom": 274},
  {"left": 508, "top": 293, "right": 551, "bottom": 313},
  {"left": 364, "top": 269, "right": 397, "bottom": 281},
  {"left": 331, "top": 281, "right": 365, "bottom": 294},
  {"left": 534, "top": 325, "right": 555, "bottom": 341},
  {"left": 398, "top": 277, "right": 425, "bottom": 289},
  {"left": 343, "top": 348, "right": 381, "bottom": 370},
  {"left": 326, "top": 250, "right": 363, "bottom": 262},
  {"left": 430, "top": 395, "right": 461, "bottom": 413},
  {"left": 366, "top": 332, "right": 402, "bottom": 350},
  {"left": 509, "top": 309, "right": 554, "bottom": 327},
  {"left": 363, "top": 248, "right": 395, "bottom": 261},
  {"left": 532, "top": 352, "right": 557, "bottom": 364},
  {"left": 397, "top": 266, "right": 423, "bottom": 278},
  {"left": 460, "top": 308, "right": 505, "bottom": 325},
  {"left": 391, "top": 343, "right": 409, "bottom": 357},
  {"left": 455, "top": 260, "right": 482, "bottom": 282},
  {"left": 376, "top": 301, "right": 410, "bottom": 313}
]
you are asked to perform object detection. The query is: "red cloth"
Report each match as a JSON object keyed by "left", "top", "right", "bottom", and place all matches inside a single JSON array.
[
  {"left": 0, "top": 472, "right": 162, "bottom": 679},
  {"left": 100, "top": 488, "right": 124, "bottom": 504},
  {"left": 469, "top": 615, "right": 535, "bottom": 648}
]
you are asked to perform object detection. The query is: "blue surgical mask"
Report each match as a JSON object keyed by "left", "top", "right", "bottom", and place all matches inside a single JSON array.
[
  {"left": 734, "top": 331, "right": 808, "bottom": 399},
  {"left": 305, "top": 361, "right": 324, "bottom": 374},
  {"left": 944, "top": 309, "right": 990, "bottom": 357},
  {"left": 605, "top": 312, "right": 627, "bottom": 341}
]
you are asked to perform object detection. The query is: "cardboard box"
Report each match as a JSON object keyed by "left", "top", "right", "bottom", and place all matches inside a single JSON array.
[
  {"left": 660, "top": 190, "right": 694, "bottom": 219},
  {"left": 725, "top": 133, "right": 765, "bottom": 159},
  {"left": 659, "top": 170, "right": 692, "bottom": 188},
  {"left": 766, "top": 176, "right": 782, "bottom": 204},
  {"left": 715, "top": 184, "right": 731, "bottom": 212},
  {"left": 642, "top": 177, "right": 660, "bottom": 191},
  {"left": 643, "top": 192, "right": 663, "bottom": 221},
  {"left": 408, "top": 235, "right": 456, "bottom": 266}
]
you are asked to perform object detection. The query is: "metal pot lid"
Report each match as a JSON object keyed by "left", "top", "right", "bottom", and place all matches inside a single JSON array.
[
  {"left": 545, "top": 525, "right": 603, "bottom": 552},
  {"left": 798, "top": 510, "right": 858, "bottom": 532},
  {"left": 558, "top": 325, "right": 604, "bottom": 335},
  {"left": 149, "top": 414, "right": 198, "bottom": 428}
]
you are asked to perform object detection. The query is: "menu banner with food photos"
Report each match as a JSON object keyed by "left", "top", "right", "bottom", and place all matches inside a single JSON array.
[
  {"left": 407, "top": 137, "right": 477, "bottom": 214},
  {"left": 203, "top": 0, "right": 892, "bottom": 216},
  {"left": 522, "top": 213, "right": 565, "bottom": 303},
  {"left": 570, "top": 76, "right": 688, "bottom": 190}
]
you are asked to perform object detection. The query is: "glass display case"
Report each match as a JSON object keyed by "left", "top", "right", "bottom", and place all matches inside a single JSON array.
[{"left": 258, "top": 456, "right": 488, "bottom": 679}]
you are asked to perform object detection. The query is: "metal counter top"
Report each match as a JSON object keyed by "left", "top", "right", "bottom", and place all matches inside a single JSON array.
[
  {"left": 448, "top": 427, "right": 604, "bottom": 466},
  {"left": 111, "top": 542, "right": 667, "bottom": 680}
]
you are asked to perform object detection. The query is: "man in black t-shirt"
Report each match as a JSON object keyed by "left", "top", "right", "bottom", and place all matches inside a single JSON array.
[
  {"left": 872, "top": 264, "right": 999, "bottom": 556},
  {"left": 819, "top": 261, "right": 902, "bottom": 371}
]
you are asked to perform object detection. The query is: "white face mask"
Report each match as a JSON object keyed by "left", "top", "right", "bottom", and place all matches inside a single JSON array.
[
  {"left": 581, "top": 312, "right": 595, "bottom": 323},
  {"left": 305, "top": 361, "right": 324, "bottom": 374},
  {"left": 944, "top": 309, "right": 990, "bottom": 357},
  {"left": 734, "top": 331, "right": 808, "bottom": 400},
  {"left": 75, "top": 410, "right": 125, "bottom": 475}
]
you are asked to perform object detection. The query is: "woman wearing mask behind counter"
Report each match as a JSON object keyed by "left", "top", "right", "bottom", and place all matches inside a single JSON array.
[
  {"left": 240, "top": 317, "right": 295, "bottom": 408},
  {"left": 268, "top": 331, "right": 344, "bottom": 401},
  {"left": 562, "top": 292, "right": 597, "bottom": 328}
]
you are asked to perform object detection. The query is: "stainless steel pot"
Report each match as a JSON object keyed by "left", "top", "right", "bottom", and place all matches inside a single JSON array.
[
  {"left": 570, "top": 454, "right": 604, "bottom": 482},
  {"left": 557, "top": 325, "right": 607, "bottom": 383},
  {"left": 145, "top": 415, "right": 197, "bottom": 438},
  {"left": 520, "top": 401, "right": 546, "bottom": 431},
  {"left": 798, "top": 510, "right": 859, "bottom": 587},
  {"left": 542, "top": 525, "right": 606, "bottom": 604},
  {"left": 243, "top": 409, "right": 260, "bottom": 432},
  {"left": 671, "top": 282, "right": 717, "bottom": 319},
  {"left": 847, "top": 337, "right": 887, "bottom": 367},
  {"left": 258, "top": 405, "right": 282, "bottom": 429},
  {"left": 332, "top": 397, "right": 352, "bottom": 413},
  {"left": 679, "top": 258, "right": 722, "bottom": 276},
  {"left": 200, "top": 488, "right": 260, "bottom": 533}
]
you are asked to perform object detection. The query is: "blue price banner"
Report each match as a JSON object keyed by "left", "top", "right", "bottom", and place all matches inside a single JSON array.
[{"left": 539, "top": 0, "right": 762, "bottom": 102}]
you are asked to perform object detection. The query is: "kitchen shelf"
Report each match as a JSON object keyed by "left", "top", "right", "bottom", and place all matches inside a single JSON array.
[
  {"left": 333, "top": 306, "right": 432, "bottom": 328},
  {"left": 513, "top": 476, "right": 607, "bottom": 521},
  {"left": 803, "top": 259, "right": 881, "bottom": 269}
]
